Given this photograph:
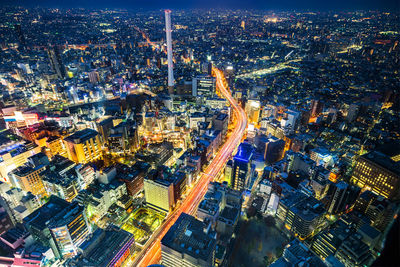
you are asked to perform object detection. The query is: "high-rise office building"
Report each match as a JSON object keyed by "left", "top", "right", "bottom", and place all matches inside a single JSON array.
[
  {"left": 326, "top": 181, "right": 360, "bottom": 214},
  {"left": 7, "top": 153, "right": 49, "bottom": 197},
  {"left": 41, "top": 155, "right": 80, "bottom": 202},
  {"left": 0, "top": 140, "right": 41, "bottom": 183},
  {"left": 346, "top": 103, "right": 359, "bottom": 122},
  {"left": 47, "top": 202, "right": 90, "bottom": 258},
  {"left": 353, "top": 190, "right": 377, "bottom": 214},
  {"left": 310, "top": 99, "right": 323, "bottom": 118},
  {"left": 64, "top": 129, "right": 102, "bottom": 164},
  {"left": 335, "top": 234, "right": 373, "bottom": 267},
  {"left": 264, "top": 136, "right": 285, "bottom": 164},
  {"left": 200, "top": 62, "right": 213, "bottom": 75},
  {"left": 88, "top": 70, "right": 100, "bottom": 84},
  {"left": 231, "top": 143, "right": 254, "bottom": 191},
  {"left": 47, "top": 45, "right": 66, "bottom": 79},
  {"left": 277, "top": 192, "right": 326, "bottom": 240},
  {"left": 311, "top": 221, "right": 352, "bottom": 260},
  {"left": 144, "top": 177, "right": 174, "bottom": 212},
  {"left": 9, "top": 164, "right": 47, "bottom": 197},
  {"left": 245, "top": 99, "right": 261, "bottom": 125},
  {"left": 350, "top": 151, "right": 400, "bottom": 200},
  {"left": 23, "top": 196, "right": 90, "bottom": 259},
  {"left": 161, "top": 213, "right": 216, "bottom": 267},
  {"left": 354, "top": 190, "right": 397, "bottom": 232},
  {"left": 364, "top": 197, "right": 396, "bottom": 232},
  {"left": 97, "top": 117, "right": 114, "bottom": 145},
  {"left": 118, "top": 161, "right": 150, "bottom": 196},
  {"left": 14, "top": 24, "right": 26, "bottom": 49},
  {"left": 48, "top": 201, "right": 90, "bottom": 258},
  {"left": 224, "top": 160, "right": 233, "bottom": 184},
  {"left": 192, "top": 75, "right": 216, "bottom": 97},
  {"left": 165, "top": 10, "right": 174, "bottom": 89},
  {"left": 45, "top": 136, "right": 68, "bottom": 158}
]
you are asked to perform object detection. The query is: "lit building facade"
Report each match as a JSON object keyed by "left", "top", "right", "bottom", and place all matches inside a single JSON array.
[
  {"left": 64, "top": 129, "right": 102, "bottom": 164},
  {"left": 277, "top": 192, "right": 326, "bottom": 240},
  {"left": 9, "top": 165, "right": 47, "bottom": 197},
  {"left": 351, "top": 151, "right": 400, "bottom": 200},
  {"left": 0, "top": 141, "right": 41, "bottom": 183},
  {"left": 245, "top": 99, "right": 261, "bottom": 125},
  {"left": 45, "top": 136, "right": 67, "bottom": 158},
  {"left": 48, "top": 202, "right": 90, "bottom": 258},
  {"left": 144, "top": 178, "right": 174, "bottom": 212},
  {"left": 192, "top": 75, "right": 216, "bottom": 97},
  {"left": 231, "top": 143, "right": 254, "bottom": 191},
  {"left": 23, "top": 196, "right": 90, "bottom": 259},
  {"left": 3, "top": 110, "right": 39, "bottom": 131}
]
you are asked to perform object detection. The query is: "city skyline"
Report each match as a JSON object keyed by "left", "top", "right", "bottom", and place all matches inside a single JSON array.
[
  {"left": 0, "top": 4, "right": 398, "bottom": 267},
  {"left": 1, "top": 0, "right": 399, "bottom": 11}
]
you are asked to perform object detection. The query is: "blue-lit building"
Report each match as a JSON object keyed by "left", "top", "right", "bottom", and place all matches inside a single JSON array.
[{"left": 231, "top": 143, "right": 254, "bottom": 191}]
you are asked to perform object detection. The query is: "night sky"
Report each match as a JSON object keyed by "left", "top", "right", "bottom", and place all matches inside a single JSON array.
[{"left": 1, "top": 0, "right": 399, "bottom": 11}]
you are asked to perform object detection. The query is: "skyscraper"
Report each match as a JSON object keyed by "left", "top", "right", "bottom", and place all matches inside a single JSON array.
[
  {"left": 63, "top": 128, "right": 102, "bottom": 164},
  {"left": 310, "top": 99, "right": 323, "bottom": 118},
  {"left": 231, "top": 143, "right": 254, "bottom": 191},
  {"left": 192, "top": 74, "right": 216, "bottom": 97},
  {"left": 23, "top": 196, "right": 90, "bottom": 259},
  {"left": 144, "top": 177, "right": 174, "bottom": 212},
  {"left": 326, "top": 181, "right": 360, "bottom": 214},
  {"left": 15, "top": 24, "right": 26, "bottom": 49},
  {"left": 47, "top": 45, "right": 66, "bottom": 79},
  {"left": 245, "top": 99, "right": 261, "bottom": 125},
  {"left": 48, "top": 201, "right": 90, "bottom": 258},
  {"left": 165, "top": 10, "right": 174, "bottom": 89}
]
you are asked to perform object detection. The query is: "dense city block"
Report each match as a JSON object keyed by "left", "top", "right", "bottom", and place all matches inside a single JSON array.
[{"left": 0, "top": 5, "right": 399, "bottom": 267}]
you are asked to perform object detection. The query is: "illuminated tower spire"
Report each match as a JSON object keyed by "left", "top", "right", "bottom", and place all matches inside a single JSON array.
[{"left": 165, "top": 10, "right": 174, "bottom": 89}]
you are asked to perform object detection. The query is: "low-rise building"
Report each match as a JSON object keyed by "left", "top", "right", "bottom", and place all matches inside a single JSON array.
[
  {"left": 67, "top": 226, "right": 135, "bottom": 267},
  {"left": 161, "top": 213, "right": 216, "bottom": 267}
]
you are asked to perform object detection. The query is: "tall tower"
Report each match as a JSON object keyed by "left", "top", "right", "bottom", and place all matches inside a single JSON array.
[
  {"left": 47, "top": 45, "right": 66, "bottom": 79},
  {"left": 15, "top": 24, "right": 26, "bottom": 49},
  {"left": 165, "top": 10, "right": 174, "bottom": 89}
]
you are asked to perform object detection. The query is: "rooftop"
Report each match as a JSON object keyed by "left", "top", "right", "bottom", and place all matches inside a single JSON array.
[
  {"left": 360, "top": 151, "right": 400, "bottom": 176},
  {"left": 75, "top": 226, "right": 135, "bottom": 267},
  {"left": 161, "top": 213, "right": 216, "bottom": 262},
  {"left": 23, "top": 195, "right": 70, "bottom": 230},
  {"left": 64, "top": 128, "right": 99, "bottom": 144},
  {"left": 234, "top": 142, "right": 254, "bottom": 162}
]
